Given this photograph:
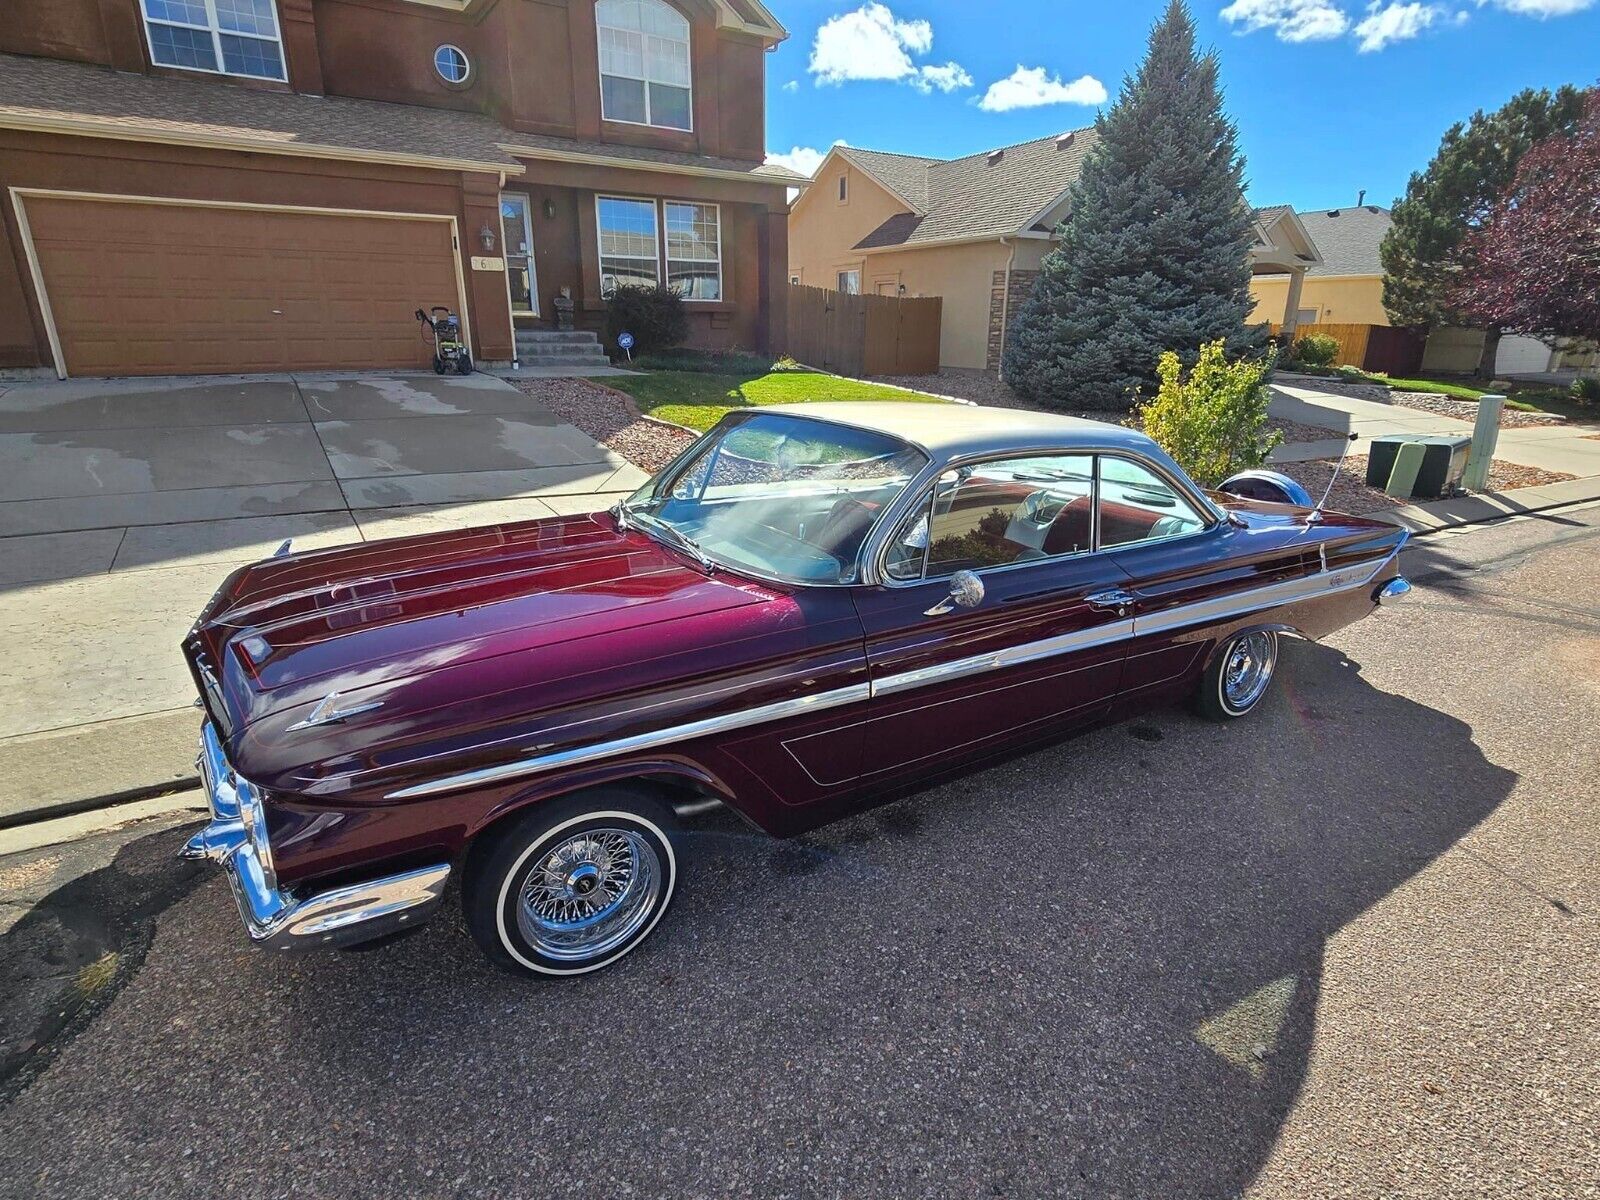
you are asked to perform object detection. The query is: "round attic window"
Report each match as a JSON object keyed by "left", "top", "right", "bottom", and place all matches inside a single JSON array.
[{"left": 434, "top": 45, "right": 471, "bottom": 86}]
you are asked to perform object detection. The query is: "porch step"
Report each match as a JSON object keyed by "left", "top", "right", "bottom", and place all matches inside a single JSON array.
[
  {"left": 517, "top": 351, "right": 614, "bottom": 367},
  {"left": 515, "top": 329, "right": 603, "bottom": 347}
]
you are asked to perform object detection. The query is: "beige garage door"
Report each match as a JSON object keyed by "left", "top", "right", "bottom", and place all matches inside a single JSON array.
[{"left": 21, "top": 195, "right": 466, "bottom": 377}]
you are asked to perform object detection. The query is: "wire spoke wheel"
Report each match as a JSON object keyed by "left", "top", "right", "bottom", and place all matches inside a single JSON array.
[
  {"left": 515, "top": 827, "right": 663, "bottom": 963},
  {"left": 1223, "top": 632, "right": 1276, "bottom": 712}
]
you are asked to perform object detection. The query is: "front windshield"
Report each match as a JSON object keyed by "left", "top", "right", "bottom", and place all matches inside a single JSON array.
[{"left": 623, "top": 412, "right": 929, "bottom": 584}]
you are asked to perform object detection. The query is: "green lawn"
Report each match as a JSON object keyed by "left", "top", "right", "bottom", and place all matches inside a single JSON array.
[
  {"left": 606, "top": 367, "right": 947, "bottom": 433},
  {"left": 1351, "top": 372, "right": 1595, "bottom": 420}
]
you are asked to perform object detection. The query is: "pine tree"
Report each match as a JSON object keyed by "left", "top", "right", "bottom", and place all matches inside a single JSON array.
[
  {"left": 1381, "top": 85, "right": 1585, "bottom": 379},
  {"left": 1003, "top": 1, "right": 1258, "bottom": 411}
]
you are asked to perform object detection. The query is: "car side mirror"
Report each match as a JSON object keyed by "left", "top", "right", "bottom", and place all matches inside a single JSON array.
[{"left": 924, "top": 569, "right": 985, "bottom": 617}]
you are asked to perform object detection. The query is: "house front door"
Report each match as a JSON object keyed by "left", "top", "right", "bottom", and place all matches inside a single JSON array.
[{"left": 501, "top": 193, "right": 538, "bottom": 317}]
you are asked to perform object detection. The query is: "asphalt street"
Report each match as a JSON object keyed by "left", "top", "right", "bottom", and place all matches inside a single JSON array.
[{"left": 1, "top": 505, "right": 1596, "bottom": 1199}]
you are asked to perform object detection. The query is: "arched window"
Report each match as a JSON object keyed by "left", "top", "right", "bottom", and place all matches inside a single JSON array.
[{"left": 596, "top": 0, "right": 692, "bottom": 131}]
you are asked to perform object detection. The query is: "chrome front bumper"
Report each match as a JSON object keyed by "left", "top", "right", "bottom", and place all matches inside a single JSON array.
[{"left": 182, "top": 721, "right": 450, "bottom": 951}]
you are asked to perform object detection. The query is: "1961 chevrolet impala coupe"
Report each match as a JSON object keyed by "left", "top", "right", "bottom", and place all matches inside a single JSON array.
[{"left": 182, "top": 403, "right": 1409, "bottom": 977}]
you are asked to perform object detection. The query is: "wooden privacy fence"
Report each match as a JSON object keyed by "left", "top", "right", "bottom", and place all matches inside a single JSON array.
[
  {"left": 1271, "top": 322, "right": 1426, "bottom": 376},
  {"left": 785, "top": 285, "right": 942, "bottom": 377}
]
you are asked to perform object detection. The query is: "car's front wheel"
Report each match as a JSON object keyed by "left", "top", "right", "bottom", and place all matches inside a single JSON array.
[
  {"left": 1196, "top": 629, "right": 1280, "bottom": 720},
  {"left": 464, "top": 790, "right": 678, "bottom": 977}
]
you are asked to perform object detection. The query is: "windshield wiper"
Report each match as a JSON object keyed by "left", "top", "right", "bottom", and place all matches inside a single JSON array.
[{"left": 622, "top": 505, "right": 717, "bottom": 573}]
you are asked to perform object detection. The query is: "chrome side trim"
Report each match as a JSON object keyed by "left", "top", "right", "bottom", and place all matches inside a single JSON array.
[
  {"left": 871, "top": 618, "right": 1135, "bottom": 699},
  {"left": 380, "top": 551, "right": 1401, "bottom": 804},
  {"left": 384, "top": 682, "right": 873, "bottom": 801},
  {"left": 871, "top": 553, "right": 1399, "bottom": 700},
  {"left": 1132, "top": 552, "right": 1396, "bottom": 639}
]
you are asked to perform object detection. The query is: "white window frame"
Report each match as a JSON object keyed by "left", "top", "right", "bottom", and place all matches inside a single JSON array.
[
  {"left": 596, "top": 193, "right": 662, "bottom": 295},
  {"left": 433, "top": 44, "right": 471, "bottom": 86},
  {"left": 663, "top": 200, "right": 722, "bottom": 304},
  {"left": 138, "top": 0, "right": 287, "bottom": 82},
  {"left": 595, "top": 0, "right": 694, "bottom": 133}
]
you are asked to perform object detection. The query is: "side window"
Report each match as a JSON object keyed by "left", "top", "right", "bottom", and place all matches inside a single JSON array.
[
  {"left": 888, "top": 454, "right": 1095, "bottom": 581},
  {"left": 1097, "top": 458, "right": 1207, "bottom": 548}
]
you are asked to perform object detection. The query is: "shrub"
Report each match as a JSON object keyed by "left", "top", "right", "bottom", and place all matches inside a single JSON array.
[
  {"left": 604, "top": 284, "right": 688, "bottom": 355},
  {"left": 1292, "top": 332, "right": 1341, "bottom": 368},
  {"left": 1137, "top": 340, "right": 1282, "bottom": 487},
  {"left": 1571, "top": 375, "right": 1600, "bottom": 406}
]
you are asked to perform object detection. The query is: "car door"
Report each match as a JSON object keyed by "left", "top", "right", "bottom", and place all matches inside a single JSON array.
[
  {"left": 849, "top": 452, "right": 1137, "bottom": 791},
  {"left": 1092, "top": 455, "right": 1311, "bottom": 707}
]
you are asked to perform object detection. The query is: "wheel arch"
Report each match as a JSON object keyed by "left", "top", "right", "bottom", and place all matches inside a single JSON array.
[{"left": 460, "top": 757, "right": 743, "bottom": 867}]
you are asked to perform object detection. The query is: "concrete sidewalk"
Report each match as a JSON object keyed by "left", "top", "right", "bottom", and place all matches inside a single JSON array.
[
  {"left": 0, "top": 372, "right": 646, "bottom": 826},
  {"left": 1268, "top": 383, "right": 1600, "bottom": 477}
]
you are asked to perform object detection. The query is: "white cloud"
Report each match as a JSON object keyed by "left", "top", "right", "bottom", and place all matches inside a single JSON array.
[
  {"left": 1220, "top": 0, "right": 1351, "bottom": 40},
  {"left": 915, "top": 62, "right": 975, "bottom": 93},
  {"left": 808, "top": 4, "right": 970, "bottom": 93},
  {"left": 782, "top": 79, "right": 800, "bottom": 93},
  {"left": 766, "top": 142, "right": 847, "bottom": 180},
  {"left": 1354, "top": 1, "right": 1441, "bottom": 48},
  {"left": 1482, "top": 0, "right": 1594, "bottom": 13},
  {"left": 977, "top": 65, "right": 1109, "bottom": 112}
]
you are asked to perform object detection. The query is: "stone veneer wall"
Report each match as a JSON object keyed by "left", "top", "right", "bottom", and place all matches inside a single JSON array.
[{"left": 987, "top": 268, "right": 1040, "bottom": 371}]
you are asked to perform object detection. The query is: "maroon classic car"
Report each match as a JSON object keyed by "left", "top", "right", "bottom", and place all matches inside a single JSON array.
[{"left": 182, "top": 403, "right": 1409, "bottom": 976}]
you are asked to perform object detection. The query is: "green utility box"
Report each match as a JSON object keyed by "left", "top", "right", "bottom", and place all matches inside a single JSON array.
[{"left": 1365, "top": 435, "right": 1472, "bottom": 499}]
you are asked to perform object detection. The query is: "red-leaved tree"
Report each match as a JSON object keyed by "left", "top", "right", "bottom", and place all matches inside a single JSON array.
[{"left": 1452, "top": 89, "right": 1600, "bottom": 343}]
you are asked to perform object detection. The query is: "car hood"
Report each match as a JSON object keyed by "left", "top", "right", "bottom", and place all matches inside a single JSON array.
[{"left": 185, "top": 511, "right": 785, "bottom": 788}]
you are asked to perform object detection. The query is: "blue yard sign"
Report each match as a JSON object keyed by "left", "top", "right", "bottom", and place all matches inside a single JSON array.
[{"left": 617, "top": 331, "right": 635, "bottom": 363}]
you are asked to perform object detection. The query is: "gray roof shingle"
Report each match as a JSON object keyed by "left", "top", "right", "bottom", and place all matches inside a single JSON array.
[
  {"left": 1291, "top": 206, "right": 1393, "bottom": 277},
  {"left": 0, "top": 52, "right": 802, "bottom": 186},
  {"left": 0, "top": 52, "right": 523, "bottom": 172},
  {"left": 847, "top": 127, "right": 1099, "bottom": 250},
  {"left": 506, "top": 130, "right": 804, "bottom": 182}
]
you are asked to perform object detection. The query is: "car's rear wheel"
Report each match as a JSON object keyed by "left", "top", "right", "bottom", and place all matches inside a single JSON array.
[
  {"left": 1196, "top": 630, "right": 1279, "bottom": 720},
  {"left": 464, "top": 790, "right": 677, "bottom": 977}
]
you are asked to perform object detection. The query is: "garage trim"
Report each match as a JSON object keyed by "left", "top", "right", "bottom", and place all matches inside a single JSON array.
[{"left": 8, "top": 187, "right": 474, "bottom": 379}]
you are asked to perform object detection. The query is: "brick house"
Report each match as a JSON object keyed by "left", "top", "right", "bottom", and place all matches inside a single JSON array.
[
  {"left": 0, "top": 0, "right": 802, "bottom": 378},
  {"left": 786, "top": 133, "right": 1319, "bottom": 372}
]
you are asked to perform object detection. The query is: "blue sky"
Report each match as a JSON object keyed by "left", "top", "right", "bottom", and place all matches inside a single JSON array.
[{"left": 764, "top": 1, "right": 1600, "bottom": 213}]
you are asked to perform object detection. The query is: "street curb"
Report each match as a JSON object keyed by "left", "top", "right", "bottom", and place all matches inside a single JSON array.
[
  {"left": 1379, "top": 480, "right": 1600, "bottom": 535},
  {"left": 0, "top": 776, "right": 201, "bottom": 833}
]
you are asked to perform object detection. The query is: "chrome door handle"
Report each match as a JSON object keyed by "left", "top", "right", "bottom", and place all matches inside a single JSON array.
[{"left": 1087, "top": 588, "right": 1137, "bottom": 616}]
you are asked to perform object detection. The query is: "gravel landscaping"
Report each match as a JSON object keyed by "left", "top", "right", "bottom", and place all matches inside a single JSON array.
[
  {"left": 504, "top": 377, "right": 695, "bottom": 475},
  {"left": 1380, "top": 391, "right": 1566, "bottom": 428}
]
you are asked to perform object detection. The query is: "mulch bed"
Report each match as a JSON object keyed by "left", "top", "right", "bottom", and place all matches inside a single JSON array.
[
  {"left": 1274, "top": 454, "right": 1576, "bottom": 515},
  {"left": 1379, "top": 391, "right": 1565, "bottom": 428},
  {"left": 503, "top": 377, "right": 695, "bottom": 475}
]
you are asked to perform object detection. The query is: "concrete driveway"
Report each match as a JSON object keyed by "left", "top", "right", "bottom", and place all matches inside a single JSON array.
[{"left": 0, "top": 373, "right": 647, "bottom": 793}]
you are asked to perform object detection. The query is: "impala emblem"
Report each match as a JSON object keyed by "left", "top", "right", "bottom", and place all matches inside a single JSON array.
[{"left": 287, "top": 691, "right": 385, "bottom": 731}]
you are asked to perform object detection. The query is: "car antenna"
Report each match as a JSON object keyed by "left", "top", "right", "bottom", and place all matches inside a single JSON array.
[{"left": 1307, "top": 434, "right": 1359, "bottom": 525}]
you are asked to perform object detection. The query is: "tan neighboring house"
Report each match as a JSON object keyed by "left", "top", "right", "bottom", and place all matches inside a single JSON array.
[
  {"left": 1249, "top": 204, "right": 1596, "bottom": 377},
  {"left": 1250, "top": 205, "right": 1393, "bottom": 330},
  {"left": 787, "top": 133, "right": 1320, "bottom": 372}
]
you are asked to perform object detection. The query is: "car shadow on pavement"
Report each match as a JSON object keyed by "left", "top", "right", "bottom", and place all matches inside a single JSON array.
[
  {"left": 0, "top": 640, "right": 1517, "bottom": 1199},
  {"left": 0, "top": 821, "right": 203, "bottom": 1103}
]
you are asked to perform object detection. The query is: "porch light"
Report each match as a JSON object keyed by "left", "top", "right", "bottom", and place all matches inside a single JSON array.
[
  {"left": 543, "top": 198, "right": 557, "bottom": 220},
  {"left": 478, "top": 224, "right": 496, "bottom": 252}
]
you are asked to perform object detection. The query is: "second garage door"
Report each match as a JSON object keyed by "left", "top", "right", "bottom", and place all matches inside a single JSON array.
[{"left": 21, "top": 194, "right": 467, "bottom": 377}]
